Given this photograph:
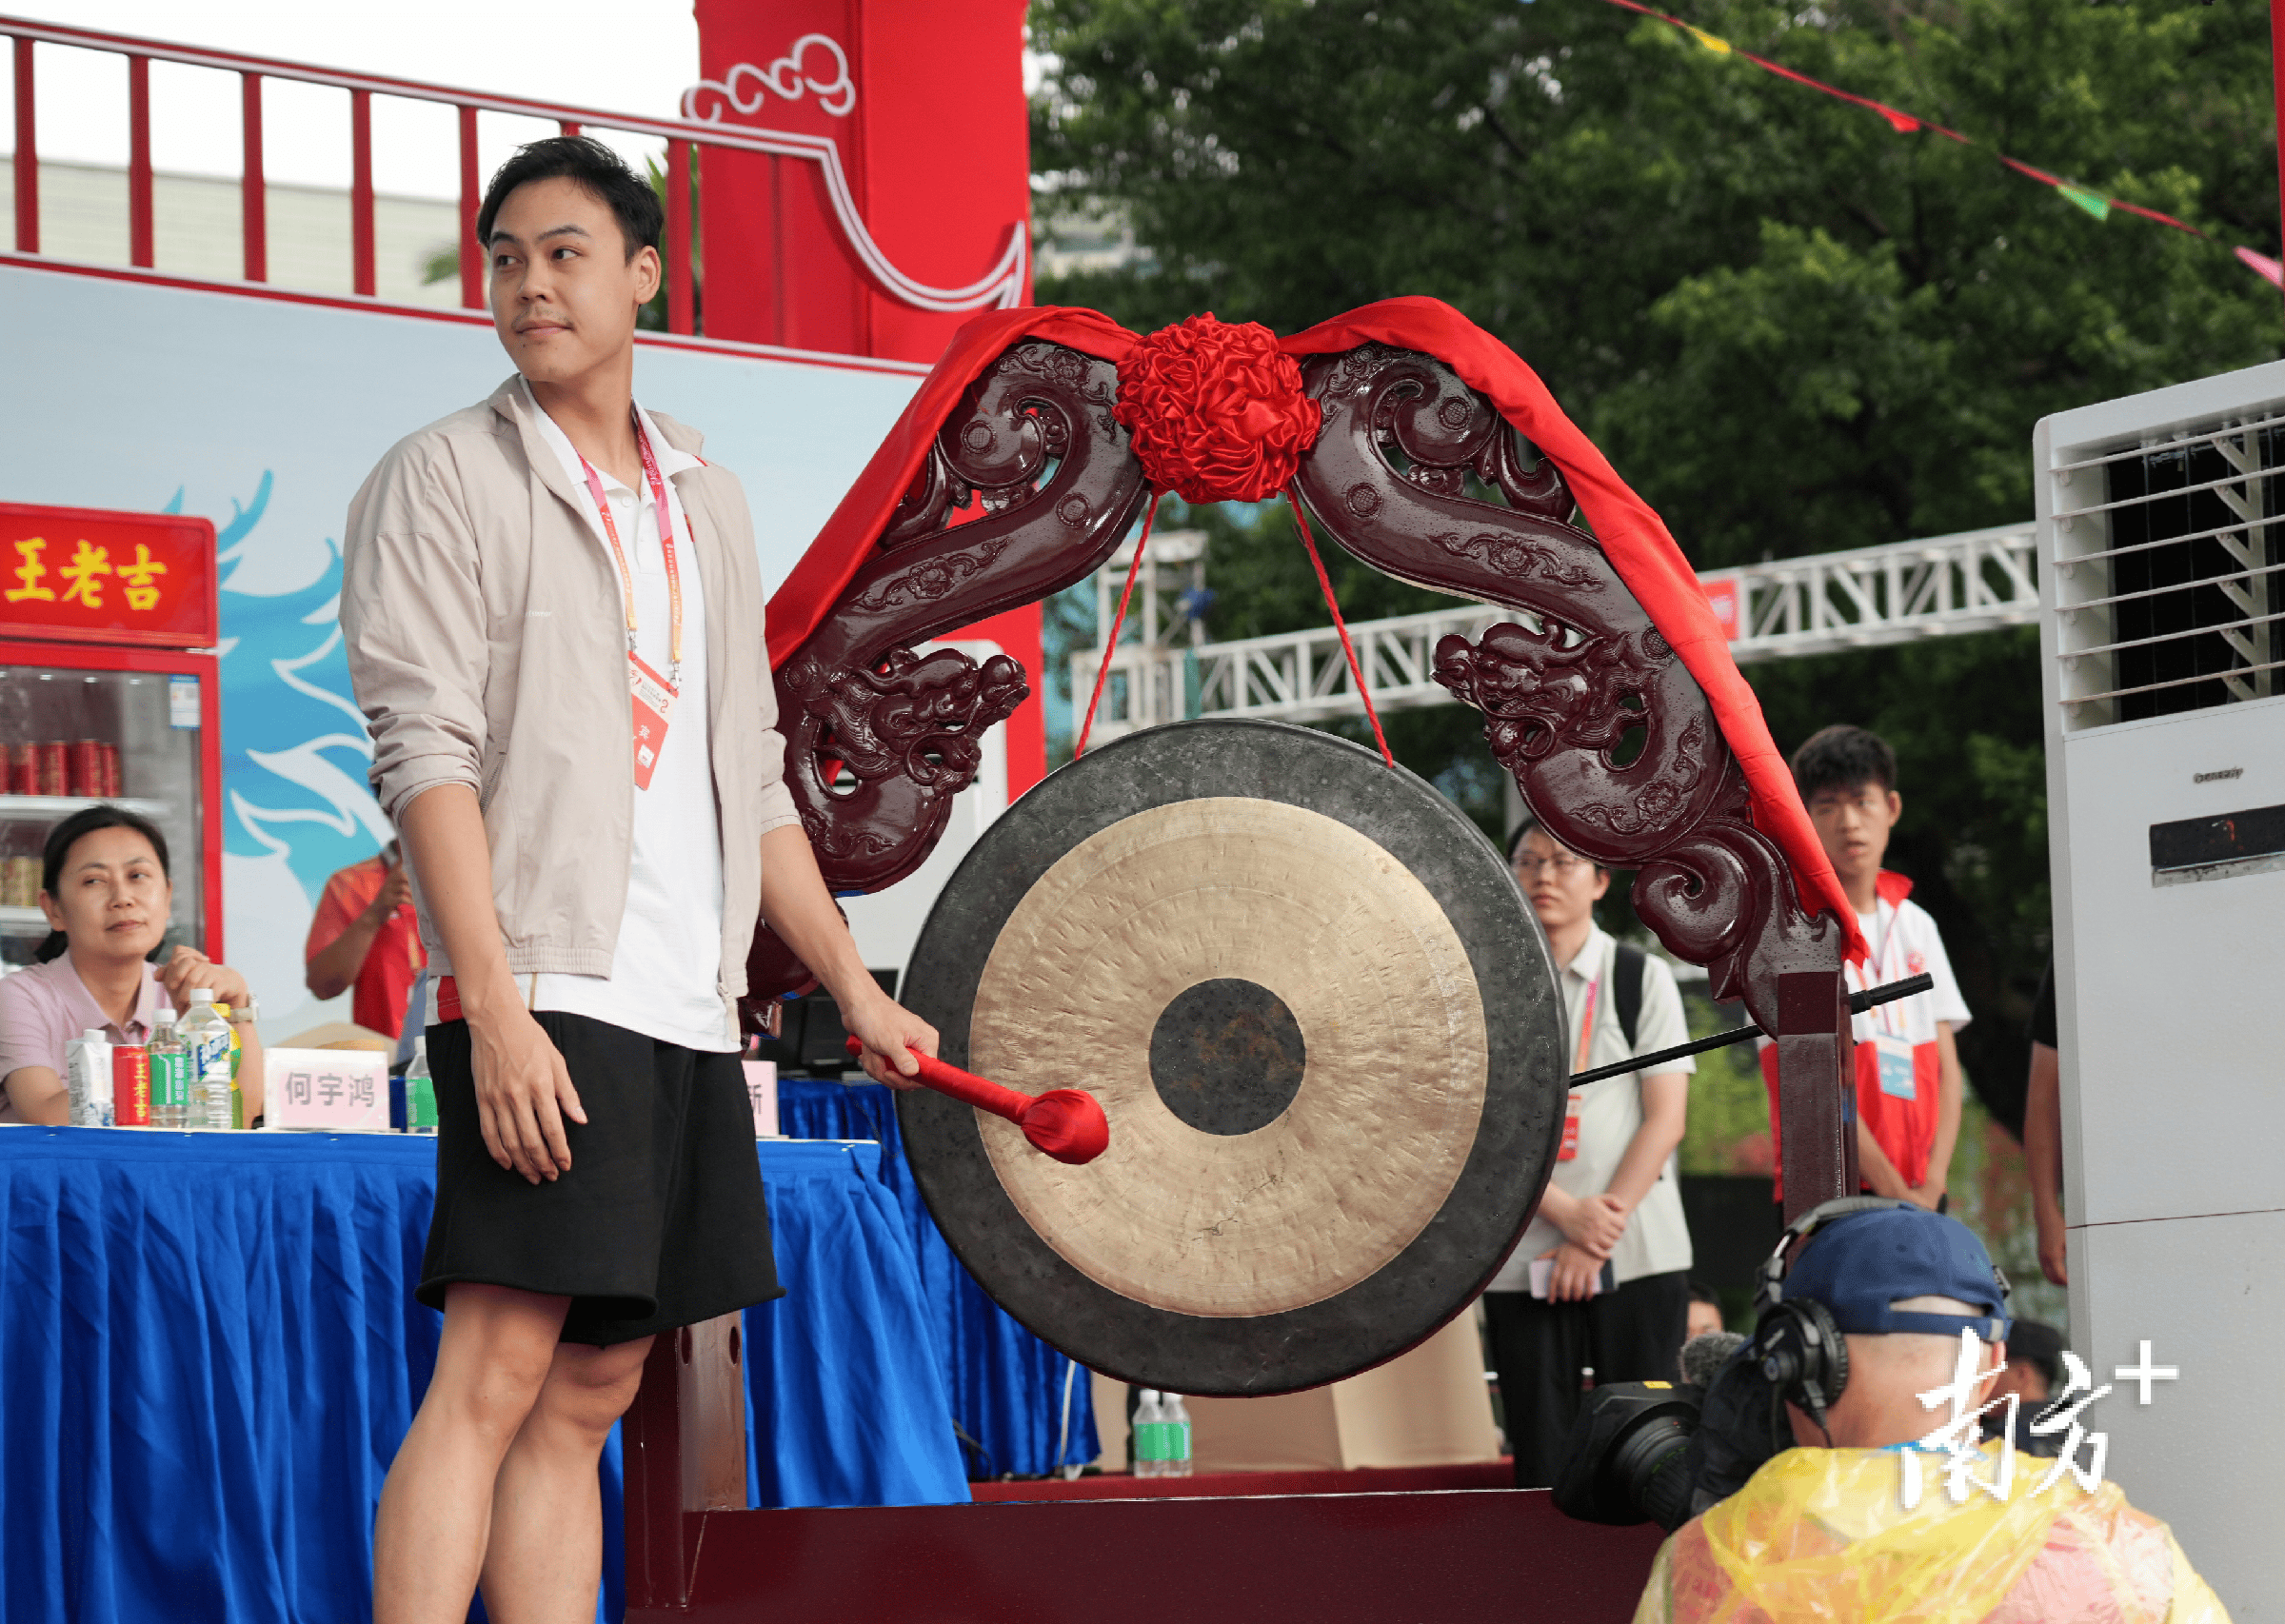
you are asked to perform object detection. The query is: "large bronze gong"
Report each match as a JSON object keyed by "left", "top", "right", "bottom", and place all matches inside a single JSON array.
[{"left": 897, "top": 719, "right": 1566, "bottom": 1396}]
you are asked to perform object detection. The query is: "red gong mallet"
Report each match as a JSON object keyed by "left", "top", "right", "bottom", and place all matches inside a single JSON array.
[{"left": 844, "top": 1039, "right": 1110, "bottom": 1165}]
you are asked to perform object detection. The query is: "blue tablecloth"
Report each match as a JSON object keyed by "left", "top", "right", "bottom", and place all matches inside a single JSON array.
[
  {"left": 776, "top": 1078, "right": 1100, "bottom": 1479},
  {"left": 0, "top": 1127, "right": 966, "bottom": 1624}
]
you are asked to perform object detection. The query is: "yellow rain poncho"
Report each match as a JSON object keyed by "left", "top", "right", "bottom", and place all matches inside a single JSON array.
[{"left": 1632, "top": 1443, "right": 2229, "bottom": 1623}]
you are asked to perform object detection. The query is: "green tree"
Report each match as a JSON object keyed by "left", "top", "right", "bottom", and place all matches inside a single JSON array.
[{"left": 1030, "top": 0, "right": 2279, "bottom": 1130}]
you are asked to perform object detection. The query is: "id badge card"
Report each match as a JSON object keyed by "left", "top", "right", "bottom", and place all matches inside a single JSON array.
[
  {"left": 1558, "top": 1090, "right": 1583, "bottom": 1160},
  {"left": 1529, "top": 1255, "right": 1617, "bottom": 1299},
  {"left": 1874, "top": 1032, "right": 1917, "bottom": 1099},
  {"left": 628, "top": 652, "right": 678, "bottom": 791}
]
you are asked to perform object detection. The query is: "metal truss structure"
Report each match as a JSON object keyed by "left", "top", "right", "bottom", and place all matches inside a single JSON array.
[{"left": 1075, "top": 522, "right": 2038, "bottom": 739}]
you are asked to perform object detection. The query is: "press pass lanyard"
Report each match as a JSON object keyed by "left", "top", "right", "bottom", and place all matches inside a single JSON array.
[
  {"left": 577, "top": 413, "right": 687, "bottom": 684},
  {"left": 577, "top": 411, "right": 691, "bottom": 791},
  {"left": 1869, "top": 901, "right": 1903, "bottom": 1038},
  {"left": 1559, "top": 977, "right": 1600, "bottom": 1161}
]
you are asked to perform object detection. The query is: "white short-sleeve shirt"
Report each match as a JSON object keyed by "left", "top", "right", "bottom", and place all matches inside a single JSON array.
[{"left": 1492, "top": 924, "right": 1696, "bottom": 1290}]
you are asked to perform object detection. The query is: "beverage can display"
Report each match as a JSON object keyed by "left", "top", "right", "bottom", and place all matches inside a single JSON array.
[
  {"left": 68, "top": 740, "right": 103, "bottom": 798},
  {"left": 98, "top": 742, "right": 121, "bottom": 798},
  {"left": 112, "top": 1045, "right": 151, "bottom": 1126},
  {"left": 33, "top": 742, "right": 67, "bottom": 798},
  {"left": 7, "top": 743, "right": 33, "bottom": 795},
  {"left": 1, "top": 856, "right": 38, "bottom": 907}
]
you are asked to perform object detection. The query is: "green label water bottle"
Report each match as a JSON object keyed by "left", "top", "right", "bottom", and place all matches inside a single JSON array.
[
  {"left": 1163, "top": 1393, "right": 1193, "bottom": 1478},
  {"left": 149, "top": 1011, "right": 189, "bottom": 1130},
  {"left": 406, "top": 1037, "right": 438, "bottom": 1135},
  {"left": 1133, "top": 1389, "right": 1167, "bottom": 1477}
]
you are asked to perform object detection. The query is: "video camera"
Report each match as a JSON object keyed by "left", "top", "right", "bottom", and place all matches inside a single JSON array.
[
  {"left": 1550, "top": 1335, "right": 1791, "bottom": 1531},
  {"left": 1554, "top": 1196, "right": 2012, "bottom": 1531}
]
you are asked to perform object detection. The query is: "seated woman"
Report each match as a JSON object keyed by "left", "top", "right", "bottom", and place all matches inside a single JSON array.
[{"left": 0, "top": 805, "right": 264, "bottom": 1124}]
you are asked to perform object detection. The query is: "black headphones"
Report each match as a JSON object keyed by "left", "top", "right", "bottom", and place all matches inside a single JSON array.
[{"left": 1745, "top": 1197, "right": 1921, "bottom": 1445}]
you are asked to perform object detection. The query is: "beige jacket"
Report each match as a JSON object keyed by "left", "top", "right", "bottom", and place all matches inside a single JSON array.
[{"left": 341, "top": 376, "right": 801, "bottom": 999}]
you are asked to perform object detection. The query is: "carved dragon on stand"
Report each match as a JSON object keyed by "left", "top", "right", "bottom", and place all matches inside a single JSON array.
[
  {"left": 745, "top": 341, "right": 1151, "bottom": 1016},
  {"left": 752, "top": 328, "right": 1848, "bottom": 1205},
  {"left": 1289, "top": 345, "right": 1848, "bottom": 1040}
]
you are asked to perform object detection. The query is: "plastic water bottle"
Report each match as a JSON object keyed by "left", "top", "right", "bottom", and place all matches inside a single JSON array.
[
  {"left": 148, "top": 1010, "right": 189, "bottom": 1129},
  {"left": 228, "top": 997, "right": 259, "bottom": 1127},
  {"left": 1133, "top": 1388, "right": 1166, "bottom": 1478},
  {"left": 219, "top": 1003, "right": 246, "bottom": 1129},
  {"left": 404, "top": 1037, "right": 437, "bottom": 1135},
  {"left": 181, "top": 989, "right": 232, "bottom": 1131},
  {"left": 1162, "top": 1392, "right": 1193, "bottom": 1478}
]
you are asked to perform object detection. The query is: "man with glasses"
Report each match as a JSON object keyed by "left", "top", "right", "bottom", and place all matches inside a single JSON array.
[{"left": 1483, "top": 818, "right": 1695, "bottom": 1487}]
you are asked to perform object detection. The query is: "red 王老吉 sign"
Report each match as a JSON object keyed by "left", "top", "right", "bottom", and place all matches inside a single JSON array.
[{"left": 0, "top": 503, "right": 219, "bottom": 649}]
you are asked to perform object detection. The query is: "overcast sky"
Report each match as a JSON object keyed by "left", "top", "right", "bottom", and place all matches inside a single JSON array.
[{"left": 5, "top": 2, "right": 705, "bottom": 196}]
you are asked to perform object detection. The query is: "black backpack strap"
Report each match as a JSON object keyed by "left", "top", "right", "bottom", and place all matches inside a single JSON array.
[{"left": 1613, "top": 942, "right": 1647, "bottom": 1053}]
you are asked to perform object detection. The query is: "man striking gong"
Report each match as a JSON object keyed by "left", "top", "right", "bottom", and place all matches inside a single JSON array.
[{"left": 343, "top": 137, "right": 937, "bottom": 1624}]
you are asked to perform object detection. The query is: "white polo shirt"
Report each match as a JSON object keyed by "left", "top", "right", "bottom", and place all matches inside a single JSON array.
[
  {"left": 437, "top": 379, "right": 735, "bottom": 1052},
  {"left": 1493, "top": 924, "right": 1696, "bottom": 1290}
]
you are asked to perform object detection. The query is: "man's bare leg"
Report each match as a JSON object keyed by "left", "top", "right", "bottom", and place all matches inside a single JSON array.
[
  {"left": 477, "top": 1335, "right": 654, "bottom": 1624},
  {"left": 374, "top": 1283, "right": 570, "bottom": 1624}
]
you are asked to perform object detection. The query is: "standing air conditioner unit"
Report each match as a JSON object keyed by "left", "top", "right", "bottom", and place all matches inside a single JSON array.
[{"left": 2037, "top": 360, "right": 2285, "bottom": 1618}]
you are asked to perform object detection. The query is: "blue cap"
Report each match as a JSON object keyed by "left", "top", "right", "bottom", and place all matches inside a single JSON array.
[{"left": 1779, "top": 1206, "right": 2012, "bottom": 1344}]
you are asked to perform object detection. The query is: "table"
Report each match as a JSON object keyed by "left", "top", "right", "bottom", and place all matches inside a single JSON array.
[{"left": 0, "top": 1127, "right": 966, "bottom": 1624}]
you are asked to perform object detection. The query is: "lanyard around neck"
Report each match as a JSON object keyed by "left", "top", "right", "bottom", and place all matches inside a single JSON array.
[
  {"left": 1574, "top": 974, "right": 1601, "bottom": 1077},
  {"left": 1869, "top": 899, "right": 1906, "bottom": 1034},
  {"left": 577, "top": 410, "right": 687, "bottom": 680}
]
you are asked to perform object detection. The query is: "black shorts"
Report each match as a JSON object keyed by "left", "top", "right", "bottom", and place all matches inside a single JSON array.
[{"left": 417, "top": 1010, "right": 782, "bottom": 1346}]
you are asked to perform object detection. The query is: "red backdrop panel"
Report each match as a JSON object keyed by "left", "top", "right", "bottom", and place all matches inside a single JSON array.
[{"left": 692, "top": 0, "right": 1030, "bottom": 366}]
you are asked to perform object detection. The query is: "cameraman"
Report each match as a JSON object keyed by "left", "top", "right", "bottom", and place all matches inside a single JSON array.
[{"left": 1635, "top": 1203, "right": 2228, "bottom": 1622}]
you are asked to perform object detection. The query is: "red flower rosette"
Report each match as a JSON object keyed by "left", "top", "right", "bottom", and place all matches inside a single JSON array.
[{"left": 1112, "top": 314, "right": 1323, "bottom": 503}]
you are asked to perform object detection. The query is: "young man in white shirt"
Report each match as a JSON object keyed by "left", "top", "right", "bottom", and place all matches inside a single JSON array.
[
  {"left": 1756, "top": 725, "right": 1972, "bottom": 1212},
  {"left": 343, "top": 137, "right": 936, "bottom": 1624},
  {"left": 1484, "top": 819, "right": 1695, "bottom": 1488}
]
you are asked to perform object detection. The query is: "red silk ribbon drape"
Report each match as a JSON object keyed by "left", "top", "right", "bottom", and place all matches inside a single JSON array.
[{"left": 765, "top": 297, "right": 1863, "bottom": 958}]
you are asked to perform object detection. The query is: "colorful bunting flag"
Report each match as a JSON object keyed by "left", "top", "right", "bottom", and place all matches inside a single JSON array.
[{"left": 1587, "top": 0, "right": 2278, "bottom": 289}]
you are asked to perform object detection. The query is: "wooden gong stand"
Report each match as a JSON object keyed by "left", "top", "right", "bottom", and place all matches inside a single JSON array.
[{"left": 622, "top": 338, "right": 1855, "bottom": 1620}]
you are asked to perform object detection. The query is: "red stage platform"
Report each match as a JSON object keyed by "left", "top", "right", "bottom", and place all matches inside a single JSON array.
[
  {"left": 968, "top": 1459, "right": 1517, "bottom": 1501},
  {"left": 627, "top": 1484, "right": 1666, "bottom": 1622},
  {"left": 626, "top": 1299, "right": 1667, "bottom": 1623}
]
